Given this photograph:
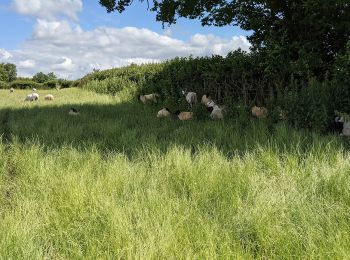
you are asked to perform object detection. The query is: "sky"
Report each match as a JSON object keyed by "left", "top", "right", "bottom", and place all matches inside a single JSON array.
[{"left": 0, "top": 0, "right": 252, "bottom": 79}]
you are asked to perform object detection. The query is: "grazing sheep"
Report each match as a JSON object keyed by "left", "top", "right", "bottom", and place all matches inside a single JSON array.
[
  {"left": 69, "top": 108, "right": 79, "bottom": 116},
  {"left": 44, "top": 94, "right": 54, "bottom": 101},
  {"left": 334, "top": 116, "right": 350, "bottom": 136},
  {"left": 207, "top": 105, "right": 224, "bottom": 120},
  {"left": 138, "top": 93, "right": 159, "bottom": 104},
  {"left": 201, "top": 94, "right": 218, "bottom": 108},
  {"left": 182, "top": 90, "right": 197, "bottom": 108},
  {"left": 201, "top": 93, "right": 211, "bottom": 104},
  {"left": 251, "top": 106, "right": 268, "bottom": 118},
  {"left": 175, "top": 110, "right": 193, "bottom": 121},
  {"left": 157, "top": 107, "right": 171, "bottom": 118},
  {"left": 24, "top": 93, "right": 39, "bottom": 102},
  {"left": 32, "top": 88, "right": 37, "bottom": 92},
  {"left": 10, "top": 88, "right": 14, "bottom": 93},
  {"left": 343, "top": 121, "right": 350, "bottom": 136}
]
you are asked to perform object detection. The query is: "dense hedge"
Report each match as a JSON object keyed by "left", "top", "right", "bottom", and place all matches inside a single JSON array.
[
  {"left": 0, "top": 78, "right": 75, "bottom": 90},
  {"left": 8, "top": 79, "right": 43, "bottom": 89},
  {"left": 79, "top": 45, "right": 350, "bottom": 132}
]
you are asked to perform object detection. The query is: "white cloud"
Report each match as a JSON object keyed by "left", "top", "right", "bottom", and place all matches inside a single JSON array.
[
  {"left": 18, "top": 59, "right": 35, "bottom": 68},
  {"left": 0, "top": 49, "right": 12, "bottom": 60},
  {"left": 53, "top": 57, "right": 75, "bottom": 70},
  {"left": 12, "top": 0, "right": 82, "bottom": 20},
  {"left": 3, "top": 19, "right": 251, "bottom": 79}
]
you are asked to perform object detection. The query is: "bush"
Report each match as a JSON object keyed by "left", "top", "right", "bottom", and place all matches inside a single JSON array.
[
  {"left": 10, "top": 79, "right": 43, "bottom": 90},
  {"left": 44, "top": 80, "right": 58, "bottom": 89},
  {"left": 77, "top": 42, "right": 350, "bottom": 133},
  {"left": 58, "top": 79, "right": 74, "bottom": 89},
  {"left": 0, "top": 81, "right": 8, "bottom": 89}
]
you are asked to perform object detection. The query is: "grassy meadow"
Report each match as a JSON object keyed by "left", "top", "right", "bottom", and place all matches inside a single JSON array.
[{"left": 0, "top": 88, "right": 350, "bottom": 258}]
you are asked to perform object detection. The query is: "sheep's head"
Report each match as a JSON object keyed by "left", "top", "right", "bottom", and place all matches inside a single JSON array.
[
  {"left": 175, "top": 110, "right": 181, "bottom": 115},
  {"left": 207, "top": 106, "right": 214, "bottom": 113}
]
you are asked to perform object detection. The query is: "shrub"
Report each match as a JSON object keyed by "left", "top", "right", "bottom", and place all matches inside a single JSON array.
[
  {"left": 10, "top": 79, "right": 43, "bottom": 90},
  {"left": 44, "top": 80, "right": 58, "bottom": 89},
  {"left": 0, "top": 81, "right": 8, "bottom": 89}
]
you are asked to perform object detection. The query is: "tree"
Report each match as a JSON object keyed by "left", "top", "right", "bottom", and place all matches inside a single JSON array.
[
  {"left": 33, "top": 72, "right": 48, "bottom": 83},
  {"left": 47, "top": 72, "right": 57, "bottom": 81},
  {"left": 0, "top": 65, "right": 8, "bottom": 82},
  {"left": 4, "top": 63, "right": 17, "bottom": 82},
  {"left": 0, "top": 63, "right": 17, "bottom": 82},
  {"left": 99, "top": 0, "right": 350, "bottom": 76},
  {"left": 32, "top": 72, "right": 56, "bottom": 83}
]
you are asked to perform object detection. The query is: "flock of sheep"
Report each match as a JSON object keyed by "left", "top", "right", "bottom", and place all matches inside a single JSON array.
[
  {"left": 138, "top": 90, "right": 268, "bottom": 121},
  {"left": 10, "top": 87, "right": 55, "bottom": 102},
  {"left": 138, "top": 90, "right": 350, "bottom": 136},
  {"left": 7, "top": 87, "right": 350, "bottom": 135},
  {"left": 10, "top": 87, "right": 79, "bottom": 115}
]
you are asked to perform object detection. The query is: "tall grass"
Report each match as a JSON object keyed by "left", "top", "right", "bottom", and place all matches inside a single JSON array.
[{"left": 0, "top": 89, "right": 350, "bottom": 258}]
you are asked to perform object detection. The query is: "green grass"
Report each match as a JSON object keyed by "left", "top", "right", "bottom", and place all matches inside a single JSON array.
[{"left": 1, "top": 88, "right": 350, "bottom": 258}]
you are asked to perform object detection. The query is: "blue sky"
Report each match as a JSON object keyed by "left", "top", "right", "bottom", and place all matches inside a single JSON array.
[{"left": 0, "top": 0, "right": 251, "bottom": 78}]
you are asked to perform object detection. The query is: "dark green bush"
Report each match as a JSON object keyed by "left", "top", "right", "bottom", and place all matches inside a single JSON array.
[
  {"left": 44, "top": 80, "right": 58, "bottom": 89},
  {"left": 10, "top": 79, "right": 43, "bottom": 90},
  {"left": 0, "top": 81, "right": 8, "bottom": 89},
  {"left": 77, "top": 42, "right": 350, "bottom": 133}
]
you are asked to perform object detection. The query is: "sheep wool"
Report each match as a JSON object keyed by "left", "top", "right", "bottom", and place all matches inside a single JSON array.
[
  {"left": 139, "top": 93, "right": 159, "bottom": 104},
  {"left": 201, "top": 94, "right": 211, "bottom": 105},
  {"left": 10, "top": 88, "right": 14, "bottom": 93},
  {"left": 44, "top": 94, "right": 54, "bottom": 101},
  {"left": 343, "top": 122, "right": 350, "bottom": 136},
  {"left": 252, "top": 106, "right": 268, "bottom": 118},
  {"left": 69, "top": 108, "right": 79, "bottom": 116},
  {"left": 24, "top": 93, "right": 39, "bottom": 101},
  {"left": 208, "top": 106, "right": 224, "bottom": 120},
  {"left": 182, "top": 90, "right": 197, "bottom": 108},
  {"left": 175, "top": 111, "right": 193, "bottom": 121},
  {"left": 157, "top": 107, "right": 171, "bottom": 118}
]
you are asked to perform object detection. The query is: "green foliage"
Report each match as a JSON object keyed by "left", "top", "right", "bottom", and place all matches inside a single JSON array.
[
  {"left": 276, "top": 78, "right": 331, "bottom": 132},
  {"left": 0, "top": 81, "right": 8, "bottom": 89},
  {"left": 99, "top": 0, "right": 349, "bottom": 77},
  {"left": 44, "top": 80, "right": 58, "bottom": 89},
  {"left": 33, "top": 72, "right": 57, "bottom": 83},
  {"left": 78, "top": 41, "right": 350, "bottom": 132},
  {"left": 1, "top": 88, "right": 350, "bottom": 258},
  {"left": 57, "top": 79, "right": 74, "bottom": 89},
  {"left": 9, "top": 79, "right": 43, "bottom": 90},
  {"left": 0, "top": 63, "right": 17, "bottom": 82}
]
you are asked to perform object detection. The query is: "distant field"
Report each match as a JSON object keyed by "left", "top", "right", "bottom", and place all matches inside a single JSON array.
[{"left": 0, "top": 88, "right": 350, "bottom": 258}]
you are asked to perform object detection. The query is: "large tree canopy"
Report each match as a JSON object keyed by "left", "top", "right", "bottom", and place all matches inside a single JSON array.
[
  {"left": 99, "top": 0, "right": 349, "bottom": 76},
  {"left": 0, "top": 63, "right": 17, "bottom": 82}
]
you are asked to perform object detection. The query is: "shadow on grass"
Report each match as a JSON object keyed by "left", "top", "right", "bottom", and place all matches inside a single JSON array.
[{"left": 0, "top": 101, "right": 348, "bottom": 158}]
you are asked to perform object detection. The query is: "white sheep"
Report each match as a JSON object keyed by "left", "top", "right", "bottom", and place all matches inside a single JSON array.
[
  {"left": 201, "top": 94, "right": 217, "bottom": 108},
  {"left": 69, "top": 108, "right": 79, "bottom": 116},
  {"left": 10, "top": 88, "right": 14, "bottom": 93},
  {"left": 343, "top": 122, "right": 350, "bottom": 136},
  {"left": 138, "top": 93, "right": 159, "bottom": 104},
  {"left": 251, "top": 106, "right": 268, "bottom": 118},
  {"left": 182, "top": 90, "right": 197, "bottom": 108},
  {"left": 44, "top": 94, "right": 54, "bottom": 101},
  {"left": 207, "top": 105, "right": 224, "bottom": 120},
  {"left": 157, "top": 107, "right": 171, "bottom": 118},
  {"left": 201, "top": 94, "right": 211, "bottom": 105},
  {"left": 24, "top": 93, "right": 39, "bottom": 102},
  {"left": 175, "top": 110, "right": 193, "bottom": 121},
  {"left": 32, "top": 88, "right": 37, "bottom": 92}
]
